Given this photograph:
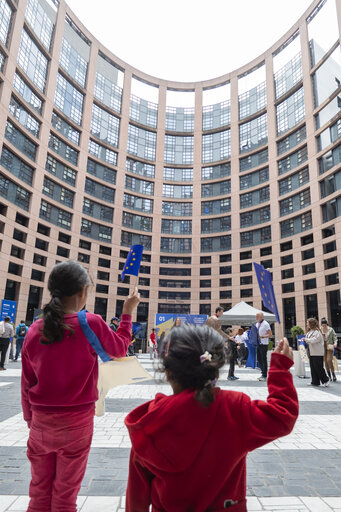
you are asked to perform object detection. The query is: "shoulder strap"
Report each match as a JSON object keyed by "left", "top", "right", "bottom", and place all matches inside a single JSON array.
[{"left": 77, "top": 310, "right": 112, "bottom": 363}]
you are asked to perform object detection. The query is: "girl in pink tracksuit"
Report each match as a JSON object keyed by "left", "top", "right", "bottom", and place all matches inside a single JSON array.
[{"left": 21, "top": 260, "right": 140, "bottom": 512}]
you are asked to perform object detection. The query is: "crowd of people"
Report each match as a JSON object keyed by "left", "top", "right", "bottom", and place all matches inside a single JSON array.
[
  {"left": 0, "top": 317, "right": 28, "bottom": 370},
  {"left": 0, "top": 258, "right": 338, "bottom": 510}
]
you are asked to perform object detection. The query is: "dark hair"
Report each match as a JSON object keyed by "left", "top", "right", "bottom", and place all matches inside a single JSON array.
[
  {"left": 21, "top": 320, "right": 25, "bottom": 324},
  {"left": 159, "top": 325, "right": 225, "bottom": 407},
  {"left": 4, "top": 316, "right": 10, "bottom": 322},
  {"left": 215, "top": 306, "right": 224, "bottom": 314},
  {"left": 321, "top": 317, "right": 328, "bottom": 325},
  {"left": 41, "top": 261, "right": 91, "bottom": 345}
]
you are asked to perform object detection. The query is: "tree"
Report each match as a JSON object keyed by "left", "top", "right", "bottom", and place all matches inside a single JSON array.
[{"left": 290, "top": 325, "right": 304, "bottom": 350}]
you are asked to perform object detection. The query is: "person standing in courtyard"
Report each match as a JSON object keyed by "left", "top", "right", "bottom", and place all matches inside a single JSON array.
[
  {"left": 256, "top": 312, "right": 272, "bottom": 381},
  {"left": 206, "top": 306, "right": 229, "bottom": 341},
  {"left": 14, "top": 320, "right": 28, "bottom": 361},
  {"left": 321, "top": 318, "right": 338, "bottom": 382},
  {"left": 304, "top": 317, "right": 329, "bottom": 387},
  {"left": 0, "top": 316, "right": 14, "bottom": 371},
  {"left": 21, "top": 260, "right": 140, "bottom": 512},
  {"left": 125, "top": 326, "right": 298, "bottom": 511},
  {"left": 149, "top": 328, "right": 156, "bottom": 359},
  {"left": 109, "top": 316, "right": 119, "bottom": 332}
]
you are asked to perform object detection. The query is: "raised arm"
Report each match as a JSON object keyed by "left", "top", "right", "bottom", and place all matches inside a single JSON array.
[
  {"left": 241, "top": 339, "right": 299, "bottom": 452},
  {"left": 88, "top": 288, "right": 140, "bottom": 359}
]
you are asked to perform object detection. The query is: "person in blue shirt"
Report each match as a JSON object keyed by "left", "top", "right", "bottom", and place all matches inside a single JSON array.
[{"left": 14, "top": 321, "right": 28, "bottom": 361}]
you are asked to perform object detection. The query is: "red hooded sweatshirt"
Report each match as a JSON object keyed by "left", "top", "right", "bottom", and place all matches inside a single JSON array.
[
  {"left": 125, "top": 353, "right": 299, "bottom": 512},
  {"left": 21, "top": 313, "right": 132, "bottom": 424}
]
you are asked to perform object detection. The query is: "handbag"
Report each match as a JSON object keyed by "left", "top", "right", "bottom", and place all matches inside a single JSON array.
[
  {"left": 77, "top": 310, "right": 151, "bottom": 416},
  {"left": 333, "top": 355, "right": 339, "bottom": 373}
]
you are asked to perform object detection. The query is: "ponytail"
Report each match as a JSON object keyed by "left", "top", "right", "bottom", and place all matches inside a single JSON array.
[{"left": 41, "top": 261, "right": 90, "bottom": 344}]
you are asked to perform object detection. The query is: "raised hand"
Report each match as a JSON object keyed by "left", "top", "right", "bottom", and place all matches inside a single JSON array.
[
  {"left": 274, "top": 337, "right": 293, "bottom": 361},
  {"left": 122, "top": 287, "right": 140, "bottom": 316}
]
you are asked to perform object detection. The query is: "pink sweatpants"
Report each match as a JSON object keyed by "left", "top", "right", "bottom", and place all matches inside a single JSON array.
[{"left": 26, "top": 408, "right": 94, "bottom": 512}]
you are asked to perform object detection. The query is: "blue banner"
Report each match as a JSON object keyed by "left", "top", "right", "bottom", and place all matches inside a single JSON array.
[
  {"left": 253, "top": 262, "right": 280, "bottom": 323},
  {"left": 0, "top": 299, "right": 17, "bottom": 324},
  {"left": 155, "top": 313, "right": 208, "bottom": 338}
]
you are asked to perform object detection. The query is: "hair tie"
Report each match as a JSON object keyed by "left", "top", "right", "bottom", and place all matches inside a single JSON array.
[
  {"left": 204, "top": 378, "right": 217, "bottom": 388},
  {"left": 200, "top": 351, "right": 212, "bottom": 363}
]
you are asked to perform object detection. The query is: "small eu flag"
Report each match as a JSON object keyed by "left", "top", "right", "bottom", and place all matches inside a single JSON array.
[
  {"left": 121, "top": 245, "right": 144, "bottom": 282},
  {"left": 253, "top": 262, "right": 280, "bottom": 323}
]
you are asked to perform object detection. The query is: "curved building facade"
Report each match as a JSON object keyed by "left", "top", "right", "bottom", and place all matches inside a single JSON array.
[{"left": 0, "top": 0, "right": 341, "bottom": 336}]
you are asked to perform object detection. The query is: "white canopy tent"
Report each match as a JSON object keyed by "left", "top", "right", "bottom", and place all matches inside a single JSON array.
[{"left": 220, "top": 301, "right": 277, "bottom": 326}]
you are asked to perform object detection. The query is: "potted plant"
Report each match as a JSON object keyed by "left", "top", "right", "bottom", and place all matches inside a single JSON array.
[{"left": 290, "top": 325, "right": 305, "bottom": 350}]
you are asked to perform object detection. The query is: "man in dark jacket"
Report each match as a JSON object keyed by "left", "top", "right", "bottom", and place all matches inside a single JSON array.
[
  {"left": 15, "top": 321, "right": 28, "bottom": 361},
  {"left": 109, "top": 317, "right": 119, "bottom": 332}
]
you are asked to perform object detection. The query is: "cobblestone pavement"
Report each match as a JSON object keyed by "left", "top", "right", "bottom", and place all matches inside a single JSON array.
[{"left": 0, "top": 354, "right": 341, "bottom": 511}]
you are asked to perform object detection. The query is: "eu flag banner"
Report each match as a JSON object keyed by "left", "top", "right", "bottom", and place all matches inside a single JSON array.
[
  {"left": 253, "top": 262, "right": 280, "bottom": 323},
  {"left": 121, "top": 245, "right": 144, "bottom": 281}
]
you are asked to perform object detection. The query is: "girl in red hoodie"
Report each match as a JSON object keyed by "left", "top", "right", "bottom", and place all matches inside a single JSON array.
[
  {"left": 125, "top": 325, "right": 299, "bottom": 512},
  {"left": 21, "top": 261, "right": 140, "bottom": 512}
]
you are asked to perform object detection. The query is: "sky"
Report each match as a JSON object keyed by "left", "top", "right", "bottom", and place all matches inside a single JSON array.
[{"left": 66, "top": 0, "right": 313, "bottom": 83}]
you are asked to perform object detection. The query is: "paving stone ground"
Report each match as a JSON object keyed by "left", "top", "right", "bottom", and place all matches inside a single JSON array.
[{"left": 0, "top": 354, "right": 340, "bottom": 511}]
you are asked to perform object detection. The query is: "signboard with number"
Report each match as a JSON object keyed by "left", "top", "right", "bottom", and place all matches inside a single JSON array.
[
  {"left": 0, "top": 299, "right": 17, "bottom": 324},
  {"left": 155, "top": 313, "right": 208, "bottom": 338}
]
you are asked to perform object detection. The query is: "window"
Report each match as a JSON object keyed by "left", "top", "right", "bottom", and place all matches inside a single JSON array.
[
  {"left": 88, "top": 139, "right": 117, "bottom": 166},
  {"left": 0, "top": 0, "right": 13, "bottom": 46},
  {"left": 59, "top": 17, "right": 90, "bottom": 87},
  {"left": 51, "top": 112, "right": 80, "bottom": 145},
  {"left": 240, "top": 167, "right": 269, "bottom": 190},
  {"left": 302, "top": 263, "right": 315, "bottom": 275},
  {"left": 276, "top": 88, "right": 305, "bottom": 135},
  {"left": 240, "top": 251, "right": 252, "bottom": 260},
  {"left": 163, "top": 184, "right": 193, "bottom": 199},
  {"left": 239, "top": 113, "right": 268, "bottom": 152},
  {"left": 282, "top": 268, "right": 294, "bottom": 279},
  {"left": 202, "top": 130, "right": 231, "bottom": 163},
  {"left": 303, "top": 278, "right": 316, "bottom": 290},
  {"left": 128, "top": 124, "right": 156, "bottom": 161},
  {"left": 126, "top": 158, "right": 155, "bottom": 179},
  {"left": 5, "top": 121, "right": 37, "bottom": 162},
  {"left": 91, "top": 104, "right": 120, "bottom": 148},
  {"left": 220, "top": 278, "right": 232, "bottom": 286},
  {"left": 280, "top": 211, "right": 312, "bottom": 238},
  {"left": 274, "top": 52, "right": 302, "bottom": 99},
  {"left": 164, "top": 134, "right": 194, "bottom": 164},
  {"left": 17, "top": 30, "right": 48, "bottom": 92},
  {"left": 13, "top": 73, "right": 43, "bottom": 114},
  {"left": 280, "top": 241, "right": 292, "bottom": 251},
  {"left": 281, "top": 254, "right": 293, "bottom": 265},
  {"left": 240, "top": 148, "right": 268, "bottom": 172},
  {"left": 0, "top": 146, "right": 34, "bottom": 185},
  {"left": 326, "top": 273, "right": 339, "bottom": 286},
  {"left": 240, "top": 275, "right": 252, "bottom": 285},
  {"left": 166, "top": 105, "right": 194, "bottom": 132},
  {"left": 240, "top": 186, "right": 270, "bottom": 209},
  {"left": 323, "top": 241, "right": 337, "bottom": 254},
  {"left": 220, "top": 254, "right": 232, "bottom": 262},
  {"left": 202, "top": 163, "right": 231, "bottom": 181},
  {"left": 302, "top": 248, "right": 315, "bottom": 260},
  {"left": 78, "top": 253, "right": 90, "bottom": 263},
  {"left": 201, "top": 198, "right": 230, "bottom": 216},
  {"left": 282, "top": 283, "right": 295, "bottom": 293},
  {"left": 9, "top": 97, "right": 40, "bottom": 138},
  {"left": 325, "top": 256, "right": 338, "bottom": 270},
  {"left": 240, "top": 226, "right": 271, "bottom": 247},
  {"left": 131, "top": 95, "right": 158, "bottom": 128},
  {"left": 240, "top": 263, "right": 252, "bottom": 272},
  {"left": 278, "top": 146, "right": 308, "bottom": 175},
  {"left": 240, "top": 289, "right": 253, "bottom": 298},
  {"left": 125, "top": 176, "right": 154, "bottom": 196},
  {"left": 278, "top": 167, "right": 309, "bottom": 195},
  {"left": 277, "top": 125, "right": 306, "bottom": 155},
  {"left": 124, "top": 193, "right": 153, "bottom": 214},
  {"left": 48, "top": 134, "right": 78, "bottom": 166},
  {"left": 54, "top": 73, "right": 84, "bottom": 126},
  {"left": 201, "top": 235, "right": 231, "bottom": 252},
  {"left": 239, "top": 81, "right": 266, "bottom": 119},
  {"left": 200, "top": 280, "right": 211, "bottom": 288},
  {"left": 95, "top": 53, "right": 123, "bottom": 113}
]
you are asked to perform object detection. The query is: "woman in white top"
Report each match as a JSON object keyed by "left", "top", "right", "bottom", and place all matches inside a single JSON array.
[
  {"left": 304, "top": 318, "right": 329, "bottom": 387},
  {"left": 234, "top": 327, "right": 248, "bottom": 367}
]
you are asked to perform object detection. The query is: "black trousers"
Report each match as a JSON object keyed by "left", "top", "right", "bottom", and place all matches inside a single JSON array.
[
  {"left": 310, "top": 355, "right": 329, "bottom": 385},
  {"left": 228, "top": 342, "right": 237, "bottom": 378},
  {"left": 257, "top": 344, "right": 268, "bottom": 378},
  {"left": 0, "top": 338, "right": 10, "bottom": 368}
]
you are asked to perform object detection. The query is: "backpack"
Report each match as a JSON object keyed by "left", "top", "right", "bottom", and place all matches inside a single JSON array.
[
  {"left": 248, "top": 323, "right": 260, "bottom": 347},
  {"left": 0, "top": 321, "right": 4, "bottom": 335},
  {"left": 18, "top": 325, "right": 26, "bottom": 337}
]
